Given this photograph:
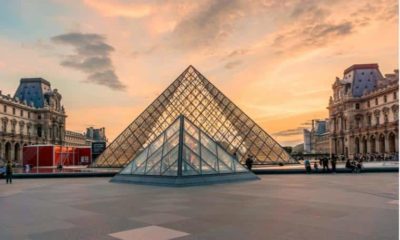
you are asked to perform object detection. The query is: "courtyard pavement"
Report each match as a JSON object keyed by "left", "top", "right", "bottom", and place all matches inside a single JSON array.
[{"left": 0, "top": 173, "right": 398, "bottom": 240}]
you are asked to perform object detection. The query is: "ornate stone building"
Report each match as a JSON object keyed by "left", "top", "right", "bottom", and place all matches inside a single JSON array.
[
  {"left": 0, "top": 78, "right": 109, "bottom": 164},
  {"left": 303, "top": 119, "right": 330, "bottom": 154},
  {"left": 0, "top": 78, "right": 66, "bottom": 164},
  {"left": 328, "top": 64, "right": 398, "bottom": 158}
]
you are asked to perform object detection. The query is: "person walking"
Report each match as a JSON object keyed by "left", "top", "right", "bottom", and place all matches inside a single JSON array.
[
  {"left": 331, "top": 155, "right": 337, "bottom": 173},
  {"left": 5, "top": 160, "right": 13, "bottom": 184},
  {"left": 245, "top": 155, "right": 254, "bottom": 171}
]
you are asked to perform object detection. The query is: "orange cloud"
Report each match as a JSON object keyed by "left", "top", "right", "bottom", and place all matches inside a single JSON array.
[{"left": 84, "top": 0, "right": 152, "bottom": 18}]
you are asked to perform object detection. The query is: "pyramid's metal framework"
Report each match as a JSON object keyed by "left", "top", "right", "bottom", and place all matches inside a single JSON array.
[{"left": 93, "top": 66, "right": 297, "bottom": 167}]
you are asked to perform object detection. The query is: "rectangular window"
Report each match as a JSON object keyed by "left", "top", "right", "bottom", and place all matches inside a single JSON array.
[
  {"left": 394, "top": 92, "right": 397, "bottom": 100},
  {"left": 375, "top": 98, "right": 378, "bottom": 105},
  {"left": 2, "top": 105, "right": 5, "bottom": 113},
  {"left": 20, "top": 109, "right": 23, "bottom": 117},
  {"left": 28, "top": 112, "right": 31, "bottom": 119},
  {"left": 12, "top": 108, "right": 15, "bottom": 115},
  {"left": 367, "top": 101, "right": 370, "bottom": 108},
  {"left": 384, "top": 95, "right": 387, "bottom": 103}
]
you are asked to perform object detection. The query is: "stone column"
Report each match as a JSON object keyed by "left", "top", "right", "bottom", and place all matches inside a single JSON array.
[
  {"left": 0, "top": 142, "right": 3, "bottom": 160},
  {"left": 375, "top": 137, "right": 381, "bottom": 153},
  {"left": 10, "top": 142, "right": 15, "bottom": 164},
  {"left": 367, "top": 136, "right": 372, "bottom": 153},
  {"left": 19, "top": 144, "right": 23, "bottom": 165},
  {"left": 360, "top": 137, "right": 364, "bottom": 154},
  {"left": 384, "top": 134, "right": 390, "bottom": 153},
  {"left": 348, "top": 136, "right": 354, "bottom": 157}
]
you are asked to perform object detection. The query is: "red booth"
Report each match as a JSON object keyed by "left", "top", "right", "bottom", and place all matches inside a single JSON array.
[{"left": 23, "top": 145, "right": 92, "bottom": 167}]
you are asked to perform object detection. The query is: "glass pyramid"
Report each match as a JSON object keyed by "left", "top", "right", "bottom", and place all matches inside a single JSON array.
[
  {"left": 111, "top": 115, "right": 259, "bottom": 186},
  {"left": 94, "top": 65, "right": 297, "bottom": 168}
]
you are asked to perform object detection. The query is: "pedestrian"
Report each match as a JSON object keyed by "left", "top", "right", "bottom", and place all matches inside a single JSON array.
[
  {"left": 245, "top": 155, "right": 254, "bottom": 171},
  {"left": 5, "top": 160, "right": 13, "bottom": 184},
  {"left": 313, "top": 161, "right": 319, "bottom": 173},
  {"left": 331, "top": 155, "right": 337, "bottom": 173},
  {"left": 322, "top": 157, "right": 330, "bottom": 172},
  {"left": 304, "top": 159, "right": 311, "bottom": 173}
]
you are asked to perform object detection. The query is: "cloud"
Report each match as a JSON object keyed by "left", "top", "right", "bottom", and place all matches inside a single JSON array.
[
  {"left": 84, "top": 0, "right": 152, "bottom": 18},
  {"left": 273, "top": 127, "right": 305, "bottom": 137},
  {"left": 52, "top": 32, "right": 126, "bottom": 91},
  {"left": 171, "top": 0, "right": 242, "bottom": 48},
  {"left": 224, "top": 60, "right": 242, "bottom": 69},
  {"left": 170, "top": 0, "right": 271, "bottom": 49}
]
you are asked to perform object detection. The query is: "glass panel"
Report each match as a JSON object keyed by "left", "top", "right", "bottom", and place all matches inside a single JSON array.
[
  {"left": 185, "top": 120, "right": 199, "bottom": 138},
  {"left": 146, "top": 161, "right": 162, "bottom": 175},
  {"left": 200, "top": 147, "right": 218, "bottom": 173},
  {"left": 182, "top": 160, "right": 199, "bottom": 176},
  {"left": 163, "top": 132, "right": 179, "bottom": 155},
  {"left": 145, "top": 148, "right": 163, "bottom": 173},
  {"left": 218, "top": 159, "right": 232, "bottom": 173},
  {"left": 200, "top": 131, "right": 216, "bottom": 155},
  {"left": 165, "top": 119, "right": 180, "bottom": 139},
  {"left": 233, "top": 160, "right": 247, "bottom": 172},
  {"left": 217, "top": 146, "right": 234, "bottom": 170},
  {"left": 184, "top": 132, "right": 200, "bottom": 155},
  {"left": 183, "top": 147, "right": 201, "bottom": 173},
  {"left": 161, "top": 146, "right": 179, "bottom": 174},
  {"left": 148, "top": 134, "right": 164, "bottom": 156},
  {"left": 162, "top": 160, "right": 178, "bottom": 176},
  {"left": 131, "top": 149, "right": 148, "bottom": 174},
  {"left": 120, "top": 162, "right": 133, "bottom": 174}
]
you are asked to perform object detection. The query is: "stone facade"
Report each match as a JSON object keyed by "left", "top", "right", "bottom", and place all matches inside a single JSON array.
[
  {"left": 64, "top": 130, "right": 87, "bottom": 146},
  {"left": 65, "top": 127, "right": 108, "bottom": 146},
  {"left": 0, "top": 78, "right": 66, "bottom": 164},
  {"left": 0, "top": 78, "right": 108, "bottom": 165},
  {"left": 303, "top": 119, "right": 330, "bottom": 154},
  {"left": 328, "top": 64, "right": 399, "bottom": 158}
]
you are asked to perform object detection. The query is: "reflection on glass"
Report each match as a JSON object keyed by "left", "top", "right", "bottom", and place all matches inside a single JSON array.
[
  {"left": 200, "top": 132, "right": 216, "bottom": 155},
  {"left": 184, "top": 132, "right": 200, "bottom": 155},
  {"left": 145, "top": 148, "right": 163, "bottom": 173}
]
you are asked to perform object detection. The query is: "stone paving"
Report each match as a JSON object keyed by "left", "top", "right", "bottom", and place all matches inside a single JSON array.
[{"left": 0, "top": 173, "right": 398, "bottom": 240}]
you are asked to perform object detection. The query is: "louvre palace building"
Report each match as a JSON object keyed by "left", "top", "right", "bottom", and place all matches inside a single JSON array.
[
  {"left": 328, "top": 64, "right": 399, "bottom": 158},
  {"left": 0, "top": 78, "right": 106, "bottom": 164}
]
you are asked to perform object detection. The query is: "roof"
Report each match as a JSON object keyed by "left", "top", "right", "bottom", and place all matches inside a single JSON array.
[
  {"left": 20, "top": 78, "right": 51, "bottom": 86},
  {"left": 344, "top": 64, "right": 379, "bottom": 75}
]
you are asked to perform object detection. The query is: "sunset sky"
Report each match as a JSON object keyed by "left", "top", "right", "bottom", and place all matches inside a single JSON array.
[{"left": 0, "top": 0, "right": 398, "bottom": 146}]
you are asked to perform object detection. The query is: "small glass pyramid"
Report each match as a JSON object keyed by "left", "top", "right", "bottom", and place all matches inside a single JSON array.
[{"left": 111, "top": 115, "right": 259, "bottom": 186}]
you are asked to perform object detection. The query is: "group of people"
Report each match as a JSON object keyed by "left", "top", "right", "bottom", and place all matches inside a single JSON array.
[
  {"left": 304, "top": 156, "right": 337, "bottom": 174},
  {"left": 304, "top": 154, "right": 367, "bottom": 174},
  {"left": 352, "top": 153, "right": 398, "bottom": 162},
  {"left": 345, "top": 158, "right": 363, "bottom": 173}
]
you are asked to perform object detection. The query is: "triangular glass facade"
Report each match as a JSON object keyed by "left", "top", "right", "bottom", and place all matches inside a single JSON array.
[
  {"left": 112, "top": 116, "right": 258, "bottom": 186},
  {"left": 94, "top": 66, "right": 296, "bottom": 167},
  {"left": 118, "top": 116, "right": 249, "bottom": 177}
]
